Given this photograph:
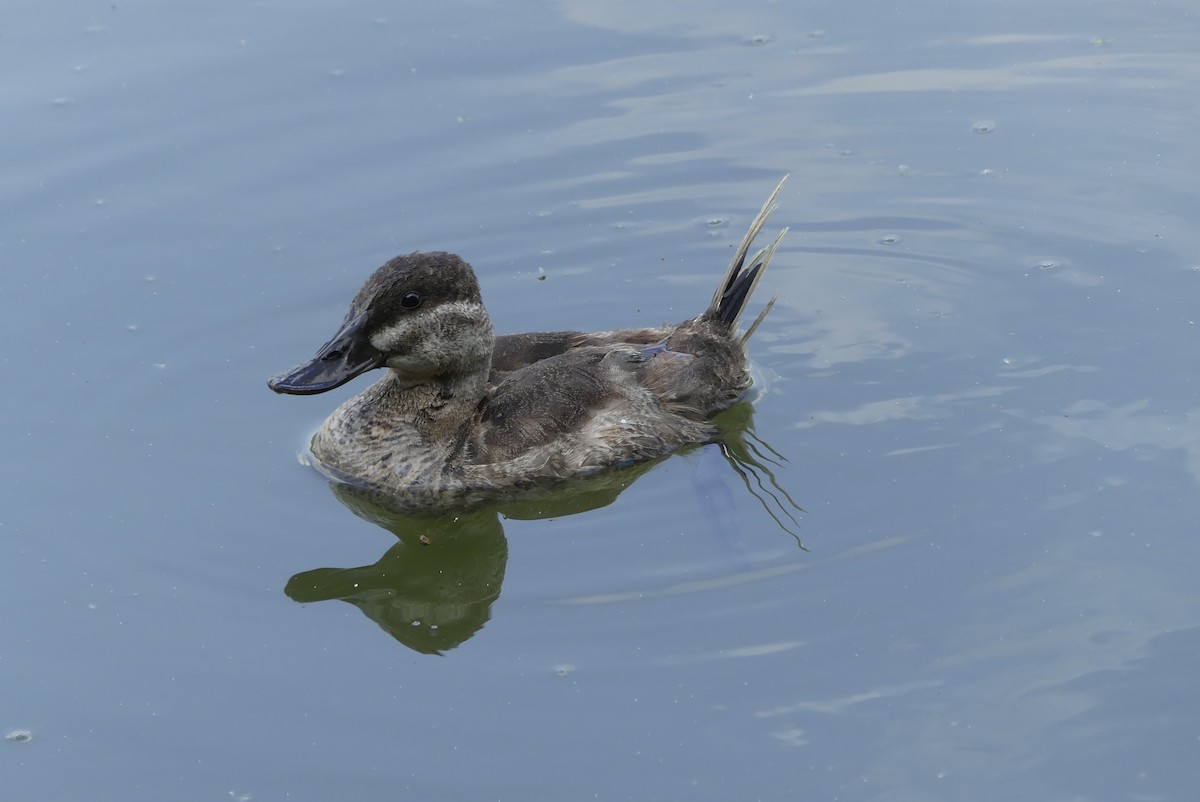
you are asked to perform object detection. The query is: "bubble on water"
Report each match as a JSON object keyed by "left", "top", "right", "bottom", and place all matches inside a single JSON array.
[
  {"left": 553, "top": 664, "right": 576, "bottom": 676},
  {"left": 744, "top": 34, "right": 772, "bottom": 46},
  {"left": 879, "top": 235, "right": 902, "bottom": 245},
  {"left": 808, "top": 30, "right": 827, "bottom": 39},
  {"left": 971, "top": 120, "right": 996, "bottom": 134},
  {"left": 896, "top": 164, "right": 912, "bottom": 176},
  {"left": 6, "top": 730, "right": 32, "bottom": 743},
  {"left": 1035, "top": 259, "right": 1059, "bottom": 271},
  {"left": 979, "top": 168, "right": 995, "bottom": 177},
  {"left": 706, "top": 217, "right": 727, "bottom": 228}
]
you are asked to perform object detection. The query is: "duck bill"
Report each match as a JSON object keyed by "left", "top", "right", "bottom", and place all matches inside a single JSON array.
[{"left": 267, "top": 311, "right": 386, "bottom": 395}]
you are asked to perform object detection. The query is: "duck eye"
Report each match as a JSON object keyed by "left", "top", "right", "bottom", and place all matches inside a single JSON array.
[{"left": 400, "top": 291, "right": 422, "bottom": 310}]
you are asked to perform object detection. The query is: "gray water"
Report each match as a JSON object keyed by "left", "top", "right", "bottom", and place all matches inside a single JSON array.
[{"left": 5, "top": 1, "right": 1199, "bottom": 800}]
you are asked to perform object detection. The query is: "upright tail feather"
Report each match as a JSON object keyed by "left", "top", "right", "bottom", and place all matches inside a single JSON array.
[{"left": 709, "top": 176, "right": 788, "bottom": 338}]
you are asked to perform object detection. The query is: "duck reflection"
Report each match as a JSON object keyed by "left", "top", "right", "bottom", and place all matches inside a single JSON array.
[{"left": 284, "top": 402, "right": 800, "bottom": 655}]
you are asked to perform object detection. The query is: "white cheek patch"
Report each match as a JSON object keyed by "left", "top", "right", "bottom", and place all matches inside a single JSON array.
[
  {"left": 369, "top": 300, "right": 488, "bottom": 354},
  {"left": 370, "top": 319, "right": 418, "bottom": 354}
]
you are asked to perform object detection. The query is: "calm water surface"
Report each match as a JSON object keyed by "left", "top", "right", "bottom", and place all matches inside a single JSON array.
[{"left": 4, "top": 1, "right": 1199, "bottom": 800}]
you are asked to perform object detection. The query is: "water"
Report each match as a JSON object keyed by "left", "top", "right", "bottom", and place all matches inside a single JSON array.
[{"left": 4, "top": 1, "right": 1199, "bottom": 799}]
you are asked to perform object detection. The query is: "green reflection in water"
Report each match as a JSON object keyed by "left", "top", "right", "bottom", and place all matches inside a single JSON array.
[{"left": 285, "top": 401, "right": 801, "bottom": 654}]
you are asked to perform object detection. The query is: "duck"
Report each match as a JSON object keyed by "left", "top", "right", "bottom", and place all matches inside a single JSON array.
[{"left": 268, "top": 177, "right": 787, "bottom": 502}]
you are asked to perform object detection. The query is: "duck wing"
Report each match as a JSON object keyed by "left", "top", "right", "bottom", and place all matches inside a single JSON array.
[{"left": 473, "top": 349, "right": 614, "bottom": 461}]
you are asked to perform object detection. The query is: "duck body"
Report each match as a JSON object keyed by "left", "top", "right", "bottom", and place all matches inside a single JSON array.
[{"left": 269, "top": 179, "right": 787, "bottom": 501}]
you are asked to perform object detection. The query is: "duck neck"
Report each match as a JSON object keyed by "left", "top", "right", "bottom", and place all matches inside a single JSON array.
[
  {"left": 312, "top": 360, "right": 490, "bottom": 477},
  {"left": 379, "top": 364, "right": 488, "bottom": 436}
]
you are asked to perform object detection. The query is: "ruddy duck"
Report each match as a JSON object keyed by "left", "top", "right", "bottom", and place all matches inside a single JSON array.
[{"left": 269, "top": 178, "right": 787, "bottom": 500}]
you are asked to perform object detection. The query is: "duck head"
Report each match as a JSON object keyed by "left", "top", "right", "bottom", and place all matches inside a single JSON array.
[{"left": 268, "top": 252, "right": 496, "bottom": 395}]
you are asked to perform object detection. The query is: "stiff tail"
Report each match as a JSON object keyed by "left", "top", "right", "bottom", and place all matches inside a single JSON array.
[{"left": 709, "top": 176, "right": 788, "bottom": 345}]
